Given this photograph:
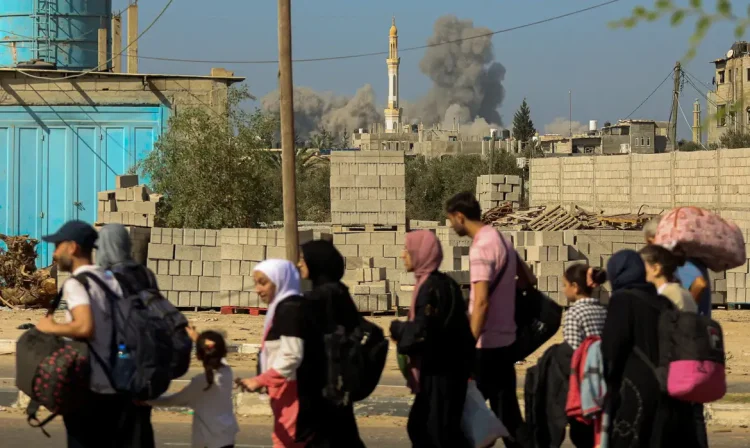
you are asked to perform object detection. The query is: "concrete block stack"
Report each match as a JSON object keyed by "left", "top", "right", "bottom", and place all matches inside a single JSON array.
[
  {"left": 96, "top": 175, "right": 162, "bottom": 228},
  {"left": 330, "top": 150, "right": 406, "bottom": 226},
  {"left": 333, "top": 230, "right": 404, "bottom": 312},
  {"left": 146, "top": 228, "right": 222, "bottom": 308},
  {"left": 476, "top": 174, "right": 522, "bottom": 212},
  {"left": 218, "top": 228, "right": 315, "bottom": 308}
]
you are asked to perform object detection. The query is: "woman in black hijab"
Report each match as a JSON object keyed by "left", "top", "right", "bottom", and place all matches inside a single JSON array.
[
  {"left": 299, "top": 240, "right": 365, "bottom": 448},
  {"left": 601, "top": 250, "right": 698, "bottom": 448}
]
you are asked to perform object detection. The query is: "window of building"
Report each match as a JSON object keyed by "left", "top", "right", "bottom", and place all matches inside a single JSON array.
[
  {"left": 718, "top": 104, "right": 727, "bottom": 126},
  {"left": 746, "top": 108, "right": 750, "bottom": 124},
  {"left": 729, "top": 69, "right": 733, "bottom": 82},
  {"left": 641, "top": 137, "right": 646, "bottom": 146},
  {"left": 719, "top": 70, "right": 725, "bottom": 84},
  {"left": 646, "top": 137, "right": 651, "bottom": 146},
  {"left": 747, "top": 68, "right": 750, "bottom": 82}
]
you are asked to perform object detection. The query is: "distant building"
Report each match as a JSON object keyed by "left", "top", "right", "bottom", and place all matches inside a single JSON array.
[
  {"left": 707, "top": 42, "right": 750, "bottom": 144},
  {"left": 601, "top": 120, "right": 664, "bottom": 154}
]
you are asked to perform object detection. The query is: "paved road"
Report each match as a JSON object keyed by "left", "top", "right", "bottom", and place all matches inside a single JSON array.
[{"left": 2, "top": 415, "right": 750, "bottom": 447}]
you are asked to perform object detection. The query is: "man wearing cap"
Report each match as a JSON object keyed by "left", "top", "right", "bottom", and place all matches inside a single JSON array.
[{"left": 35, "top": 220, "right": 130, "bottom": 447}]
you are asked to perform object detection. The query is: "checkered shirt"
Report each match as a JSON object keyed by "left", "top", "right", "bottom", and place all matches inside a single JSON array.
[{"left": 563, "top": 297, "right": 607, "bottom": 350}]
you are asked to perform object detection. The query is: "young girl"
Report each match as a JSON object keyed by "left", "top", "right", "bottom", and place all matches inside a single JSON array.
[
  {"left": 147, "top": 330, "right": 238, "bottom": 448},
  {"left": 239, "top": 259, "right": 320, "bottom": 448},
  {"left": 562, "top": 264, "right": 608, "bottom": 350},
  {"left": 640, "top": 245, "right": 697, "bottom": 313}
]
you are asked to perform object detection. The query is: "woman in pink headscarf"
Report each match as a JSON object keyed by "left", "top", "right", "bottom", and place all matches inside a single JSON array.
[{"left": 390, "top": 230, "right": 475, "bottom": 448}]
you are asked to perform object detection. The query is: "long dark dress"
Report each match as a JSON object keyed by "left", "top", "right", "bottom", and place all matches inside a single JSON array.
[
  {"left": 601, "top": 288, "right": 699, "bottom": 448},
  {"left": 391, "top": 272, "right": 475, "bottom": 448}
]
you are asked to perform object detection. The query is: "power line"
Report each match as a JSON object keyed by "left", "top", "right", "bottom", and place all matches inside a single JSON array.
[
  {"left": 625, "top": 68, "right": 674, "bottom": 119},
  {"left": 107, "top": 0, "right": 622, "bottom": 65},
  {"left": 15, "top": 0, "right": 174, "bottom": 81}
]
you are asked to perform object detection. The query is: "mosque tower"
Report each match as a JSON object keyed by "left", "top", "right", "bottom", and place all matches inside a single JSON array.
[{"left": 384, "top": 16, "right": 402, "bottom": 133}]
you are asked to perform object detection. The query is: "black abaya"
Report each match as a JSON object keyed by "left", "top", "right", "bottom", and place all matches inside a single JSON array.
[{"left": 391, "top": 272, "right": 475, "bottom": 448}]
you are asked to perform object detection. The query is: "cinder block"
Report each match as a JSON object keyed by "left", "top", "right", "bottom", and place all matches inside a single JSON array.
[
  {"left": 370, "top": 232, "right": 396, "bottom": 245},
  {"left": 230, "top": 260, "right": 241, "bottom": 276},
  {"left": 156, "top": 260, "right": 169, "bottom": 275},
  {"left": 156, "top": 275, "right": 173, "bottom": 290},
  {"left": 346, "top": 233, "right": 371, "bottom": 245},
  {"left": 190, "top": 292, "right": 201, "bottom": 307},
  {"left": 133, "top": 201, "right": 157, "bottom": 215},
  {"left": 242, "top": 245, "right": 267, "bottom": 261},
  {"left": 173, "top": 276, "right": 199, "bottom": 292},
  {"left": 360, "top": 244, "right": 384, "bottom": 257},
  {"left": 201, "top": 246, "right": 221, "bottom": 261},
  {"left": 199, "top": 277, "right": 220, "bottom": 292},
  {"left": 175, "top": 245, "right": 202, "bottom": 261},
  {"left": 194, "top": 230, "right": 206, "bottom": 246},
  {"left": 243, "top": 276, "right": 256, "bottom": 291},
  {"left": 221, "top": 244, "right": 243, "bottom": 261},
  {"left": 373, "top": 257, "right": 396, "bottom": 269},
  {"left": 178, "top": 292, "right": 191, "bottom": 307},
  {"left": 116, "top": 174, "right": 139, "bottom": 189},
  {"left": 383, "top": 244, "right": 403, "bottom": 258},
  {"left": 168, "top": 261, "right": 180, "bottom": 276},
  {"left": 535, "top": 232, "right": 564, "bottom": 247},
  {"left": 203, "top": 261, "right": 215, "bottom": 277},
  {"left": 147, "top": 258, "right": 158, "bottom": 272},
  {"left": 337, "top": 245, "right": 359, "bottom": 257},
  {"left": 346, "top": 257, "right": 373, "bottom": 269},
  {"left": 537, "top": 262, "right": 564, "bottom": 277},
  {"left": 148, "top": 244, "right": 174, "bottom": 260},
  {"left": 525, "top": 246, "right": 547, "bottom": 262},
  {"left": 191, "top": 261, "right": 203, "bottom": 276},
  {"left": 221, "top": 275, "right": 243, "bottom": 291}
]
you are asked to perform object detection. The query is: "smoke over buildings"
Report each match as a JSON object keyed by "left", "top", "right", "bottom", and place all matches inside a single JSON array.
[
  {"left": 544, "top": 117, "right": 589, "bottom": 135},
  {"left": 260, "top": 15, "right": 506, "bottom": 138}
]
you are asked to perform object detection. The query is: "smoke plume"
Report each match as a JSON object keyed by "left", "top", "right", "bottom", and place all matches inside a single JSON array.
[
  {"left": 260, "top": 15, "right": 506, "bottom": 137},
  {"left": 260, "top": 85, "right": 382, "bottom": 138},
  {"left": 544, "top": 117, "right": 589, "bottom": 135},
  {"left": 411, "top": 15, "right": 506, "bottom": 129}
]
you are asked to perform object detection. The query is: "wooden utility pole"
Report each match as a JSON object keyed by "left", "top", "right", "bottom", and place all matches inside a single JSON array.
[
  {"left": 127, "top": 2, "right": 139, "bottom": 74},
  {"left": 670, "top": 61, "right": 681, "bottom": 151},
  {"left": 278, "top": 0, "right": 299, "bottom": 262}
]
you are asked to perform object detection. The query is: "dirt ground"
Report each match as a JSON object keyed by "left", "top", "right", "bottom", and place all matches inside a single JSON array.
[{"left": 4, "top": 308, "right": 750, "bottom": 387}]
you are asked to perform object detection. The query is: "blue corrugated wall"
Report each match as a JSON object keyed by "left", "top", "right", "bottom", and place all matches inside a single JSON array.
[{"left": 0, "top": 105, "right": 166, "bottom": 265}]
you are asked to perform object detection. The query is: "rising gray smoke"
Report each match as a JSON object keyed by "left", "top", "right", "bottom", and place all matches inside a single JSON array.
[
  {"left": 260, "top": 15, "right": 506, "bottom": 138},
  {"left": 411, "top": 15, "right": 506, "bottom": 129},
  {"left": 260, "top": 85, "right": 382, "bottom": 138}
]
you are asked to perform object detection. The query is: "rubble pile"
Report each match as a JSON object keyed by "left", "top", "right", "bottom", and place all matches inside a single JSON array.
[{"left": 0, "top": 235, "right": 56, "bottom": 308}]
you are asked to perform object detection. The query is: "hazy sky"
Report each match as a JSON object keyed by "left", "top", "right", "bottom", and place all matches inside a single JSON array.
[{"left": 116, "top": 0, "right": 738, "bottom": 140}]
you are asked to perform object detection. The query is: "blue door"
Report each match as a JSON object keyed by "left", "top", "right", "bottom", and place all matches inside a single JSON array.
[{"left": 0, "top": 106, "right": 165, "bottom": 265}]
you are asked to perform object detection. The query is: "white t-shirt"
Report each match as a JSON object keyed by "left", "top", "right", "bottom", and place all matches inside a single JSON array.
[{"left": 63, "top": 265, "right": 123, "bottom": 394}]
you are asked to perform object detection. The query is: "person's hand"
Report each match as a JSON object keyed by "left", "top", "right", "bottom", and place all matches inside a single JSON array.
[
  {"left": 389, "top": 320, "right": 403, "bottom": 342},
  {"left": 238, "top": 378, "right": 262, "bottom": 392},
  {"left": 35, "top": 315, "right": 55, "bottom": 334},
  {"left": 186, "top": 324, "right": 198, "bottom": 342}
]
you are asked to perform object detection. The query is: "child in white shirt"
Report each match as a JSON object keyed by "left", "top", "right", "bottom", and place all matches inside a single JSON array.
[{"left": 147, "top": 330, "right": 239, "bottom": 448}]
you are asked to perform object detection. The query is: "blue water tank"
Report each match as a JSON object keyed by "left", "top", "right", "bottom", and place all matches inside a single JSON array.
[{"left": 0, "top": 0, "right": 112, "bottom": 70}]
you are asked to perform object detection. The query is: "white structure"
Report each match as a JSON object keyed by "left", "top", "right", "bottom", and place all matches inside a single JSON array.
[
  {"left": 384, "top": 17, "right": 402, "bottom": 133},
  {"left": 589, "top": 120, "right": 598, "bottom": 132}
]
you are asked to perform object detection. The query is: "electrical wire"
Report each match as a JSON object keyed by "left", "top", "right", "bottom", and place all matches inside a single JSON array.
[
  {"left": 682, "top": 68, "right": 729, "bottom": 103},
  {"left": 86, "top": 0, "right": 622, "bottom": 65},
  {"left": 677, "top": 100, "right": 708, "bottom": 150},
  {"left": 625, "top": 68, "right": 675, "bottom": 119},
  {"left": 15, "top": 0, "right": 174, "bottom": 81}
]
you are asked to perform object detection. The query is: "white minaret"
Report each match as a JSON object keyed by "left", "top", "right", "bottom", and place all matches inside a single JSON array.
[{"left": 384, "top": 16, "right": 402, "bottom": 133}]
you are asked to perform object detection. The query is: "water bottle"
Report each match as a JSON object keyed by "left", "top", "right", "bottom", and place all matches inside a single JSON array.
[{"left": 114, "top": 344, "right": 135, "bottom": 392}]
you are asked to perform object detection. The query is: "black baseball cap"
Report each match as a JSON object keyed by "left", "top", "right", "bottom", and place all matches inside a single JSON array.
[{"left": 42, "top": 220, "right": 98, "bottom": 249}]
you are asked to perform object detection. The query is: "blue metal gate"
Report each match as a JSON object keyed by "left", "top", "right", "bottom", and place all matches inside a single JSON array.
[{"left": 0, "top": 105, "right": 165, "bottom": 265}]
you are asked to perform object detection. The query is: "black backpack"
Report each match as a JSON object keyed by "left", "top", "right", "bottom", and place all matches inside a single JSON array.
[
  {"left": 111, "top": 263, "right": 192, "bottom": 381},
  {"left": 320, "top": 288, "right": 389, "bottom": 406},
  {"left": 490, "top": 236, "right": 563, "bottom": 362},
  {"left": 79, "top": 270, "right": 190, "bottom": 400},
  {"left": 16, "top": 286, "right": 92, "bottom": 436}
]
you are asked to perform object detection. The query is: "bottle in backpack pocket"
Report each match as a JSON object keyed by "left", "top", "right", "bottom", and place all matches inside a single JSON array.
[{"left": 113, "top": 344, "right": 136, "bottom": 392}]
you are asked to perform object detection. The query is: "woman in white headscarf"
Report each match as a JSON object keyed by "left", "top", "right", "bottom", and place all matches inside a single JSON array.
[{"left": 239, "top": 259, "right": 324, "bottom": 448}]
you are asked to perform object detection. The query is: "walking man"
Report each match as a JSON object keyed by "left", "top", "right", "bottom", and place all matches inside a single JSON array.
[
  {"left": 35, "top": 220, "right": 131, "bottom": 447},
  {"left": 446, "top": 192, "right": 526, "bottom": 447}
]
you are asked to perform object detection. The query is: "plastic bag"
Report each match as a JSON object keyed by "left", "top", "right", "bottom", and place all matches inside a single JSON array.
[{"left": 461, "top": 380, "right": 509, "bottom": 448}]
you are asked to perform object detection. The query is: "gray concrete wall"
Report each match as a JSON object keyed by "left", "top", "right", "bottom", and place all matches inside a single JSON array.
[{"left": 529, "top": 149, "right": 750, "bottom": 229}]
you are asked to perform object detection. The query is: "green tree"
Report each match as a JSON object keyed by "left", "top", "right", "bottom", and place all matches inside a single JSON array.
[
  {"left": 615, "top": 0, "right": 743, "bottom": 60},
  {"left": 405, "top": 150, "right": 522, "bottom": 221},
  {"left": 513, "top": 99, "right": 536, "bottom": 143},
  {"left": 719, "top": 128, "right": 750, "bottom": 148},
  {"left": 140, "top": 87, "right": 277, "bottom": 229}
]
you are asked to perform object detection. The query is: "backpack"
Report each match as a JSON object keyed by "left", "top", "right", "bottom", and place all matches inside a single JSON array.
[
  {"left": 16, "top": 287, "right": 91, "bottom": 436},
  {"left": 78, "top": 271, "right": 187, "bottom": 400},
  {"left": 656, "top": 309, "right": 726, "bottom": 403},
  {"left": 490, "top": 235, "right": 563, "bottom": 362},
  {"left": 111, "top": 263, "right": 192, "bottom": 380},
  {"left": 320, "top": 288, "right": 389, "bottom": 405}
]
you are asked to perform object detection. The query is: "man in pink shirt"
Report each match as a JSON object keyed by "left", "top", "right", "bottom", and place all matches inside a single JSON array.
[{"left": 446, "top": 192, "right": 526, "bottom": 448}]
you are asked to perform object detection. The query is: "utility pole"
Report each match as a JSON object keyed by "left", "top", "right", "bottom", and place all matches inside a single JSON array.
[
  {"left": 670, "top": 61, "right": 681, "bottom": 151},
  {"left": 569, "top": 90, "right": 572, "bottom": 137},
  {"left": 278, "top": 0, "right": 299, "bottom": 263}
]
